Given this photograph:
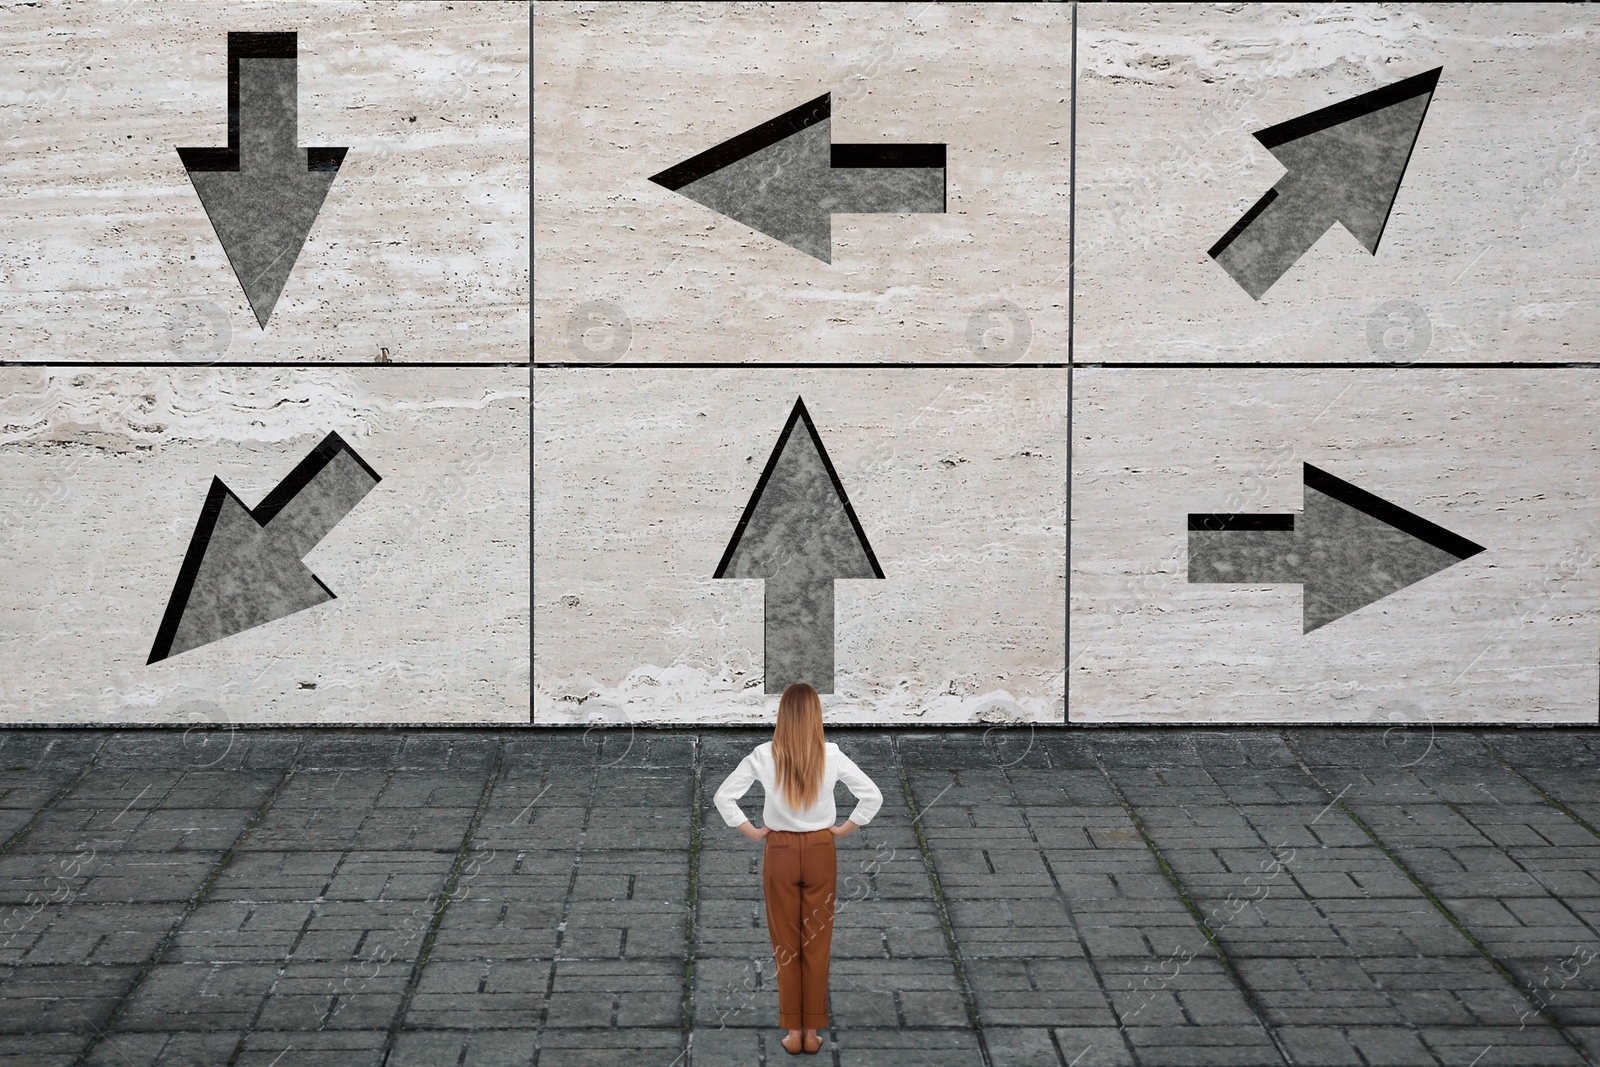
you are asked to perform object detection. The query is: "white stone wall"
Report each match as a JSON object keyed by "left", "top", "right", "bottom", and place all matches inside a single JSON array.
[
  {"left": 0, "top": 1, "right": 527, "bottom": 361},
  {"left": 534, "top": 369, "right": 1066, "bottom": 725},
  {"left": 0, "top": 368, "right": 530, "bottom": 725}
]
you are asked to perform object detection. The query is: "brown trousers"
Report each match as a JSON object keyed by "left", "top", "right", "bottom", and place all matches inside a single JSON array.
[{"left": 761, "top": 828, "right": 837, "bottom": 1029}]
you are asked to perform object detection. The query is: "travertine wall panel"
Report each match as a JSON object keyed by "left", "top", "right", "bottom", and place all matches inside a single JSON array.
[
  {"left": 1076, "top": 4, "right": 1600, "bottom": 363},
  {"left": 0, "top": 1, "right": 527, "bottom": 361},
  {"left": 1071, "top": 367, "right": 1599, "bottom": 723},
  {"left": 532, "top": 2, "right": 1069, "bottom": 365},
  {"left": 0, "top": 368, "right": 530, "bottom": 724},
  {"left": 533, "top": 369, "right": 1065, "bottom": 724}
]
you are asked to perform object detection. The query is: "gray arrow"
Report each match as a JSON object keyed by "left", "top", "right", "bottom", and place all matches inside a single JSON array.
[
  {"left": 715, "top": 397, "right": 884, "bottom": 692},
  {"left": 1188, "top": 462, "right": 1483, "bottom": 632},
  {"left": 149, "top": 432, "right": 380, "bottom": 663},
  {"left": 177, "top": 32, "right": 347, "bottom": 328},
  {"left": 650, "top": 93, "right": 945, "bottom": 263},
  {"left": 1209, "top": 67, "right": 1441, "bottom": 300}
]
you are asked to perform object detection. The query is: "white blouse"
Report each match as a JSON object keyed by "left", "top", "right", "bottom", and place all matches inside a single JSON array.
[{"left": 714, "top": 741, "right": 883, "bottom": 832}]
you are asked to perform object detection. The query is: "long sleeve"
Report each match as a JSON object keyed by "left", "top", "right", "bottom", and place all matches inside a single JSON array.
[
  {"left": 713, "top": 751, "right": 760, "bottom": 828},
  {"left": 834, "top": 750, "right": 882, "bottom": 827}
]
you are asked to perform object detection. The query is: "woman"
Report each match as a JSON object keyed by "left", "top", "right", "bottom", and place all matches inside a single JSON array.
[{"left": 713, "top": 682, "right": 883, "bottom": 1055}]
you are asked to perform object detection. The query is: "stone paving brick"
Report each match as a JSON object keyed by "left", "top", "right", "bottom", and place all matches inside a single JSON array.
[
  {"left": 0, "top": 962, "right": 137, "bottom": 1034},
  {"left": 79, "top": 1030, "right": 242, "bottom": 1067},
  {"left": 544, "top": 958, "right": 682, "bottom": 1028},
  {"left": 533, "top": 1026, "right": 682, "bottom": 1067},
  {"left": 0, "top": 1033, "right": 83, "bottom": 1067},
  {"left": 831, "top": 1026, "right": 985, "bottom": 1067},
  {"left": 389, "top": 1028, "right": 536, "bottom": 1066}
]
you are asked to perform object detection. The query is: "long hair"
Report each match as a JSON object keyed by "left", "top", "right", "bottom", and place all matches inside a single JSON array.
[{"left": 772, "top": 682, "right": 825, "bottom": 811}]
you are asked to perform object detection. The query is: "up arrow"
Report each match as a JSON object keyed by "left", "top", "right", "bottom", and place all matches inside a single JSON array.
[
  {"left": 650, "top": 93, "right": 946, "bottom": 263},
  {"left": 149, "top": 432, "right": 380, "bottom": 663},
  {"left": 715, "top": 398, "right": 884, "bottom": 693},
  {"left": 1187, "top": 463, "right": 1483, "bottom": 632},
  {"left": 1209, "top": 67, "right": 1441, "bottom": 300},
  {"left": 177, "top": 32, "right": 348, "bottom": 328}
]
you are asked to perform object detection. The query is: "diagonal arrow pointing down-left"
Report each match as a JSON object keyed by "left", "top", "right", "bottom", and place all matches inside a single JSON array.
[
  {"left": 177, "top": 32, "right": 348, "bottom": 328},
  {"left": 715, "top": 398, "right": 884, "bottom": 693},
  {"left": 149, "top": 432, "right": 380, "bottom": 664}
]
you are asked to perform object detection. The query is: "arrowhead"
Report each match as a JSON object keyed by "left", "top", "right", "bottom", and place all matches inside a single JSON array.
[
  {"left": 1297, "top": 463, "right": 1482, "bottom": 632},
  {"left": 716, "top": 397, "right": 883, "bottom": 583},
  {"left": 650, "top": 94, "right": 835, "bottom": 262},
  {"left": 183, "top": 161, "right": 342, "bottom": 328},
  {"left": 148, "top": 479, "right": 336, "bottom": 663},
  {"left": 1255, "top": 67, "right": 1440, "bottom": 254}
]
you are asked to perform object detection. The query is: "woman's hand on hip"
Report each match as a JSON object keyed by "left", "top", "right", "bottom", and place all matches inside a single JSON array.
[
  {"left": 736, "top": 821, "right": 770, "bottom": 841},
  {"left": 829, "top": 819, "right": 859, "bottom": 838}
]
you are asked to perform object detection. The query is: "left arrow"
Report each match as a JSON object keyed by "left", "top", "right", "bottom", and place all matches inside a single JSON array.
[
  {"left": 715, "top": 398, "right": 884, "bottom": 693},
  {"left": 177, "top": 32, "right": 348, "bottom": 328},
  {"left": 149, "top": 432, "right": 380, "bottom": 664},
  {"left": 649, "top": 93, "right": 945, "bottom": 263}
]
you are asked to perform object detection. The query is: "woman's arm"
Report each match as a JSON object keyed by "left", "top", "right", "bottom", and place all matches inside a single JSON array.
[
  {"left": 833, "top": 750, "right": 883, "bottom": 831},
  {"left": 737, "top": 820, "right": 771, "bottom": 841},
  {"left": 713, "top": 752, "right": 761, "bottom": 832}
]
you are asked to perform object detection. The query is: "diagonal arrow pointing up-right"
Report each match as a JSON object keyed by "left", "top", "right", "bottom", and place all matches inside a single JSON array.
[{"left": 1209, "top": 67, "right": 1442, "bottom": 300}]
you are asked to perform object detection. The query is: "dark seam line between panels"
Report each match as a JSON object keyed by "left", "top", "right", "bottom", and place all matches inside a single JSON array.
[
  {"left": 680, "top": 734, "right": 704, "bottom": 1052},
  {"left": 1069, "top": 362, "right": 1600, "bottom": 370},
  {"left": 1280, "top": 737, "right": 1598, "bottom": 1066},
  {"left": 71, "top": 767, "right": 296, "bottom": 1067},
  {"left": 892, "top": 740, "right": 995, "bottom": 1067},
  {"left": 0, "top": 362, "right": 533, "bottom": 369},
  {"left": 1481, "top": 740, "right": 1600, "bottom": 842},
  {"left": 530, "top": 362, "right": 1073, "bottom": 370},
  {"left": 1091, "top": 755, "right": 1296, "bottom": 1067},
  {"left": 993, "top": 738, "right": 1138, "bottom": 1067},
  {"left": 378, "top": 741, "right": 508, "bottom": 1066},
  {"left": 1067, "top": 0, "right": 1077, "bottom": 372},
  {"left": 0, "top": 756, "right": 102, "bottom": 858},
  {"left": 1064, "top": 3, "right": 1078, "bottom": 728},
  {"left": 531, "top": 744, "right": 602, "bottom": 1065}
]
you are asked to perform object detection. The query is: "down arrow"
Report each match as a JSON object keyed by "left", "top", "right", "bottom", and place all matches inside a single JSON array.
[{"left": 177, "top": 32, "right": 348, "bottom": 328}]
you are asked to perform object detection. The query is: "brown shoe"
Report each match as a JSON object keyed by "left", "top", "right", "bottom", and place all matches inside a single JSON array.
[
  {"left": 803, "top": 1033, "right": 823, "bottom": 1054},
  {"left": 779, "top": 1031, "right": 802, "bottom": 1056}
]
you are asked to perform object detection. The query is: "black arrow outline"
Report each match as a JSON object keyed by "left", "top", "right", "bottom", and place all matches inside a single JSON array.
[
  {"left": 175, "top": 32, "right": 348, "bottom": 174},
  {"left": 1186, "top": 462, "right": 1485, "bottom": 569},
  {"left": 648, "top": 92, "right": 946, "bottom": 214},
  {"left": 148, "top": 431, "right": 380, "bottom": 664},
  {"left": 713, "top": 396, "right": 884, "bottom": 580},
  {"left": 1208, "top": 66, "right": 1442, "bottom": 262}
]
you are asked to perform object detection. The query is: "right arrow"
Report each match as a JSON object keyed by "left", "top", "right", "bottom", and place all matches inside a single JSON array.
[
  {"left": 1208, "top": 67, "right": 1441, "bottom": 300},
  {"left": 1187, "top": 462, "right": 1483, "bottom": 632},
  {"left": 714, "top": 397, "right": 884, "bottom": 693},
  {"left": 177, "top": 32, "right": 348, "bottom": 328},
  {"left": 649, "top": 92, "right": 946, "bottom": 263}
]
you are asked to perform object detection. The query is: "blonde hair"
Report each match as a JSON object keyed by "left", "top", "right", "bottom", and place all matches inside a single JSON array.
[{"left": 772, "top": 682, "right": 825, "bottom": 811}]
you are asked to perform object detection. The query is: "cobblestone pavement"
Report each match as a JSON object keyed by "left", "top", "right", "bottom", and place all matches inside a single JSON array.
[{"left": 0, "top": 727, "right": 1597, "bottom": 1067}]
